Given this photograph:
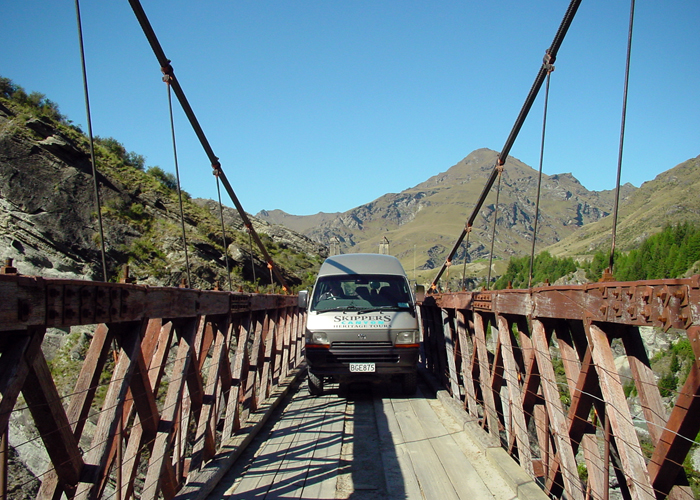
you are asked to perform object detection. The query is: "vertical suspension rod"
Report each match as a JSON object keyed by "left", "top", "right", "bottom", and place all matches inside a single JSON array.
[
  {"left": 430, "top": 0, "right": 581, "bottom": 291},
  {"left": 127, "top": 0, "right": 289, "bottom": 292},
  {"left": 608, "top": 0, "right": 636, "bottom": 273},
  {"left": 75, "top": 0, "right": 108, "bottom": 282}
]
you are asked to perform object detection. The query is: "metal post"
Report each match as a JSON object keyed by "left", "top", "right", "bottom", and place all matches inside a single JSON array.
[
  {"left": 116, "top": 412, "right": 122, "bottom": 500},
  {"left": 413, "top": 245, "right": 416, "bottom": 282},
  {"left": 543, "top": 408, "right": 550, "bottom": 482},
  {"left": 0, "top": 424, "right": 7, "bottom": 500},
  {"left": 603, "top": 411, "right": 611, "bottom": 500}
]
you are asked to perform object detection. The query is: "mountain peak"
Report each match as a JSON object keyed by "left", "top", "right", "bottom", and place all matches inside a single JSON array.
[{"left": 256, "top": 150, "right": 700, "bottom": 277}]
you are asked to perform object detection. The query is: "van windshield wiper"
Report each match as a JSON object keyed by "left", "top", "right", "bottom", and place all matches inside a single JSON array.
[
  {"left": 354, "top": 305, "right": 407, "bottom": 314},
  {"left": 315, "top": 304, "right": 363, "bottom": 313}
]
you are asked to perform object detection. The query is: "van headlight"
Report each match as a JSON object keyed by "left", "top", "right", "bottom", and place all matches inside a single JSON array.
[
  {"left": 306, "top": 331, "right": 329, "bottom": 346},
  {"left": 395, "top": 331, "right": 416, "bottom": 345}
]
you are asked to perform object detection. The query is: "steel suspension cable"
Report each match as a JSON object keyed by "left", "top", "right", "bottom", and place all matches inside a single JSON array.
[
  {"left": 486, "top": 169, "right": 503, "bottom": 289},
  {"left": 74, "top": 0, "right": 108, "bottom": 282},
  {"left": 165, "top": 77, "right": 192, "bottom": 288},
  {"left": 128, "top": 0, "right": 289, "bottom": 292},
  {"left": 608, "top": 0, "right": 636, "bottom": 275},
  {"left": 528, "top": 62, "right": 554, "bottom": 289},
  {"left": 249, "top": 230, "right": 257, "bottom": 290},
  {"left": 430, "top": 0, "right": 581, "bottom": 291},
  {"left": 460, "top": 227, "right": 471, "bottom": 290},
  {"left": 215, "top": 175, "right": 233, "bottom": 291}
]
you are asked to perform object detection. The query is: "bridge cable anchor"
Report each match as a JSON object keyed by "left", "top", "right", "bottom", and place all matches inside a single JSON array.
[{"left": 543, "top": 50, "right": 556, "bottom": 73}]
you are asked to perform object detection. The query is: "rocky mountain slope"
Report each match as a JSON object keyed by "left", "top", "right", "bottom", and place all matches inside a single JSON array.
[
  {"left": 259, "top": 148, "right": 637, "bottom": 270},
  {"left": 0, "top": 97, "right": 325, "bottom": 290},
  {"left": 547, "top": 154, "right": 700, "bottom": 257},
  {"left": 256, "top": 209, "right": 341, "bottom": 234}
]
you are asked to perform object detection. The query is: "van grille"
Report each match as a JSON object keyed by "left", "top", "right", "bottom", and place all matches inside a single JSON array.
[
  {"left": 331, "top": 341, "right": 393, "bottom": 348},
  {"left": 330, "top": 341, "right": 399, "bottom": 363},
  {"left": 334, "top": 353, "right": 400, "bottom": 363}
]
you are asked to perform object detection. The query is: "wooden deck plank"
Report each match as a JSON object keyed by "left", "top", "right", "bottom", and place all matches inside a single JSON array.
[
  {"left": 227, "top": 387, "right": 319, "bottom": 498},
  {"left": 265, "top": 392, "right": 344, "bottom": 499},
  {"left": 375, "top": 395, "right": 424, "bottom": 500},
  {"left": 410, "top": 393, "right": 496, "bottom": 500},
  {"left": 298, "top": 395, "right": 345, "bottom": 499},
  {"left": 227, "top": 385, "right": 345, "bottom": 499},
  {"left": 390, "top": 396, "right": 461, "bottom": 500},
  {"left": 212, "top": 379, "right": 521, "bottom": 500}
]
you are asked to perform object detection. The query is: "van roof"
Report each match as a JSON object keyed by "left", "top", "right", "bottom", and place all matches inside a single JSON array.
[{"left": 318, "top": 253, "right": 407, "bottom": 277}]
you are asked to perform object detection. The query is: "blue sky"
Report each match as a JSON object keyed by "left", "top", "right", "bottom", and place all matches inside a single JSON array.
[{"left": 3, "top": 1, "right": 698, "bottom": 216}]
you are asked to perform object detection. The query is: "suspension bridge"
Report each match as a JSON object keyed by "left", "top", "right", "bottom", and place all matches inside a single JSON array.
[{"left": 2, "top": 0, "right": 700, "bottom": 499}]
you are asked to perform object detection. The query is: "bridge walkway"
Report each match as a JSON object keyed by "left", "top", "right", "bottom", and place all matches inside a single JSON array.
[{"left": 207, "top": 378, "right": 521, "bottom": 500}]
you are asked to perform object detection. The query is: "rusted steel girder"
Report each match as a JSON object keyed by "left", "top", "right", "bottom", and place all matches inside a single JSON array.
[
  {"left": 0, "top": 274, "right": 305, "bottom": 500},
  {"left": 420, "top": 275, "right": 700, "bottom": 500},
  {"left": 0, "top": 274, "right": 298, "bottom": 332},
  {"left": 426, "top": 275, "right": 700, "bottom": 330}
]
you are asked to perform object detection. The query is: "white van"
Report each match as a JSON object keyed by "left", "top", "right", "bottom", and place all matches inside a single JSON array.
[{"left": 298, "top": 253, "right": 423, "bottom": 396}]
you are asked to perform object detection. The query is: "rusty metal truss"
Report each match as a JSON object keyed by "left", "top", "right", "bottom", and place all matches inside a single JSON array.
[
  {"left": 420, "top": 275, "right": 700, "bottom": 500},
  {"left": 0, "top": 274, "right": 305, "bottom": 499}
]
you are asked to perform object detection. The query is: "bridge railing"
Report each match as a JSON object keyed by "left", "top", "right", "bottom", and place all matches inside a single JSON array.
[
  {"left": 419, "top": 276, "right": 700, "bottom": 500},
  {"left": 0, "top": 273, "right": 305, "bottom": 500}
]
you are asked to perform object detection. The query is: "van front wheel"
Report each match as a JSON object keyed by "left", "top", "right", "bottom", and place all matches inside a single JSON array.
[
  {"left": 402, "top": 371, "right": 417, "bottom": 395},
  {"left": 308, "top": 371, "right": 324, "bottom": 396}
]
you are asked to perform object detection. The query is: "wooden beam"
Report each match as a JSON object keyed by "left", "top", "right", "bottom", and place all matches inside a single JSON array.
[
  {"left": 0, "top": 328, "right": 44, "bottom": 433},
  {"left": 648, "top": 326, "right": 700, "bottom": 498},
  {"left": 442, "top": 309, "right": 461, "bottom": 399},
  {"left": 273, "top": 308, "right": 287, "bottom": 385},
  {"left": 243, "top": 312, "right": 264, "bottom": 416},
  {"left": 122, "top": 320, "right": 175, "bottom": 499},
  {"left": 258, "top": 309, "right": 277, "bottom": 406},
  {"left": 22, "top": 350, "right": 84, "bottom": 492},
  {"left": 140, "top": 316, "right": 201, "bottom": 500},
  {"left": 531, "top": 319, "right": 585, "bottom": 500},
  {"left": 473, "top": 312, "right": 499, "bottom": 436},
  {"left": 74, "top": 320, "right": 148, "bottom": 500},
  {"left": 455, "top": 310, "right": 479, "bottom": 417},
  {"left": 191, "top": 315, "right": 231, "bottom": 471},
  {"left": 489, "top": 335, "right": 505, "bottom": 431},
  {"left": 497, "top": 314, "right": 534, "bottom": 475},
  {"left": 581, "top": 433, "right": 606, "bottom": 499},
  {"left": 585, "top": 322, "right": 655, "bottom": 500},
  {"left": 223, "top": 312, "right": 251, "bottom": 439}
]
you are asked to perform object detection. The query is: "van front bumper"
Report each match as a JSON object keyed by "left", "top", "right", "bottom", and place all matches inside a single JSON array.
[{"left": 305, "top": 344, "right": 419, "bottom": 376}]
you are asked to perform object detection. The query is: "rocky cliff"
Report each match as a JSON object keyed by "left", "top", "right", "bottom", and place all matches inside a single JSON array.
[
  {"left": 0, "top": 98, "right": 326, "bottom": 290},
  {"left": 546, "top": 154, "right": 700, "bottom": 257},
  {"left": 1, "top": 87, "right": 328, "bottom": 492},
  {"left": 259, "top": 148, "right": 637, "bottom": 270}
]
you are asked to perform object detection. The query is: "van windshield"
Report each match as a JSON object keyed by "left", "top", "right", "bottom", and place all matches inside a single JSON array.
[{"left": 310, "top": 274, "right": 413, "bottom": 312}]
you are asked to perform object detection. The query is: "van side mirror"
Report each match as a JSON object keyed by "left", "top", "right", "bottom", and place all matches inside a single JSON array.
[
  {"left": 414, "top": 285, "right": 425, "bottom": 303},
  {"left": 298, "top": 290, "right": 309, "bottom": 309}
]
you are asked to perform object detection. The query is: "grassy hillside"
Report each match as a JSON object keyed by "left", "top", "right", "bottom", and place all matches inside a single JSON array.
[
  {"left": 321, "top": 148, "right": 629, "bottom": 274},
  {"left": 256, "top": 209, "right": 341, "bottom": 233},
  {"left": 0, "top": 77, "right": 324, "bottom": 290},
  {"left": 545, "top": 155, "right": 700, "bottom": 257}
]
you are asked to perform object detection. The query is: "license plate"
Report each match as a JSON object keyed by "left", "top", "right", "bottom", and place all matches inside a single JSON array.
[{"left": 349, "top": 363, "right": 375, "bottom": 373}]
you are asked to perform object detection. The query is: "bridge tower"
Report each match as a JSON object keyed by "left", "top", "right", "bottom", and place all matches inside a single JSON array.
[{"left": 379, "top": 236, "right": 390, "bottom": 255}]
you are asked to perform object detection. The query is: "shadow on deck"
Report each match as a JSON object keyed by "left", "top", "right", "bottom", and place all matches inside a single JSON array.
[{"left": 204, "top": 371, "right": 539, "bottom": 500}]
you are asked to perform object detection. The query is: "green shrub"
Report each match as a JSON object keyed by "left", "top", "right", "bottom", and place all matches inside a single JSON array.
[
  {"left": 0, "top": 76, "right": 64, "bottom": 122},
  {"left": 94, "top": 136, "right": 145, "bottom": 171},
  {"left": 658, "top": 372, "right": 678, "bottom": 398},
  {"left": 494, "top": 251, "right": 577, "bottom": 289},
  {"left": 146, "top": 166, "right": 177, "bottom": 190}
]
